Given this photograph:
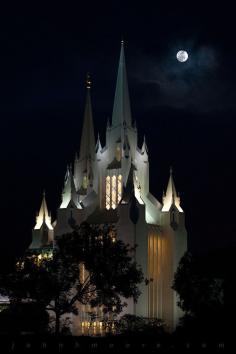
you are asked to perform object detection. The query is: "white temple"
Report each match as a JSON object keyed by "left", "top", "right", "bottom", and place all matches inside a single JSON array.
[{"left": 29, "top": 42, "right": 187, "bottom": 334}]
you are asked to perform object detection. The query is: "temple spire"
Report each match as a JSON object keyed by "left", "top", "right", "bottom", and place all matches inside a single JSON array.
[
  {"left": 95, "top": 133, "right": 102, "bottom": 153},
  {"left": 79, "top": 73, "right": 95, "bottom": 162},
  {"left": 162, "top": 167, "right": 183, "bottom": 212},
  {"left": 34, "top": 191, "right": 53, "bottom": 230},
  {"left": 112, "top": 41, "right": 132, "bottom": 127},
  {"left": 141, "top": 135, "right": 148, "bottom": 154},
  {"left": 60, "top": 166, "right": 78, "bottom": 208}
]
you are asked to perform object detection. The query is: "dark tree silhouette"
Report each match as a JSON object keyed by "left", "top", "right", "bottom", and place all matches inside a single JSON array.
[
  {"left": 172, "top": 252, "right": 224, "bottom": 338},
  {"left": 116, "top": 314, "right": 166, "bottom": 338},
  {"left": 0, "top": 303, "right": 49, "bottom": 335},
  {"left": 2, "top": 222, "right": 143, "bottom": 335}
]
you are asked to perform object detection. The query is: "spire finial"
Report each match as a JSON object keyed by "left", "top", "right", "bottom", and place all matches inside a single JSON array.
[
  {"left": 121, "top": 38, "right": 124, "bottom": 46},
  {"left": 86, "top": 73, "right": 92, "bottom": 89},
  {"left": 112, "top": 37, "right": 132, "bottom": 127},
  {"left": 79, "top": 72, "right": 95, "bottom": 164},
  {"left": 170, "top": 166, "right": 173, "bottom": 175},
  {"left": 43, "top": 189, "right": 46, "bottom": 198}
]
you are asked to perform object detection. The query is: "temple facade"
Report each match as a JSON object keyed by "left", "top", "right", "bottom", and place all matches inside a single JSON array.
[{"left": 29, "top": 42, "right": 187, "bottom": 334}]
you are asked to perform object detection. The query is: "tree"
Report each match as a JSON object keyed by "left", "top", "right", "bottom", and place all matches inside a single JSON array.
[
  {"left": 172, "top": 252, "right": 224, "bottom": 337},
  {"left": 116, "top": 314, "right": 165, "bottom": 337},
  {"left": 0, "top": 302, "right": 49, "bottom": 335},
  {"left": 2, "top": 222, "right": 143, "bottom": 335}
]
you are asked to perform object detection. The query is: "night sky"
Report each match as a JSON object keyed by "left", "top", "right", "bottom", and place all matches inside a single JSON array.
[{"left": 0, "top": 2, "right": 235, "bottom": 270}]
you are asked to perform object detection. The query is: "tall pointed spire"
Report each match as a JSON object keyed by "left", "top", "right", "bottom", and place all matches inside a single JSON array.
[
  {"left": 162, "top": 167, "right": 183, "bottom": 212},
  {"left": 141, "top": 135, "right": 148, "bottom": 155},
  {"left": 34, "top": 191, "right": 53, "bottom": 230},
  {"left": 112, "top": 41, "right": 132, "bottom": 127},
  {"left": 79, "top": 73, "right": 95, "bottom": 162},
  {"left": 95, "top": 133, "right": 102, "bottom": 153},
  {"left": 60, "top": 166, "right": 78, "bottom": 208}
]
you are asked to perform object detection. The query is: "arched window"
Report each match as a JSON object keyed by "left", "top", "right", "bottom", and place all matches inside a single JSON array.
[{"left": 105, "top": 174, "right": 122, "bottom": 210}]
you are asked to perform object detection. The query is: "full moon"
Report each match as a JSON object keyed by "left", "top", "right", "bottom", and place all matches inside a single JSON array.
[{"left": 176, "top": 50, "right": 188, "bottom": 62}]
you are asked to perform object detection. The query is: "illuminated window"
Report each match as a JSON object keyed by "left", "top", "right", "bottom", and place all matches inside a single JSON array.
[
  {"left": 111, "top": 176, "right": 116, "bottom": 209},
  {"left": 80, "top": 263, "right": 85, "bottom": 283},
  {"left": 117, "top": 174, "right": 122, "bottom": 204},
  {"left": 106, "top": 176, "right": 111, "bottom": 209},
  {"left": 105, "top": 174, "right": 122, "bottom": 210},
  {"left": 116, "top": 146, "right": 121, "bottom": 161},
  {"left": 83, "top": 175, "right": 88, "bottom": 189},
  {"left": 33, "top": 251, "right": 53, "bottom": 266},
  {"left": 109, "top": 229, "right": 116, "bottom": 243}
]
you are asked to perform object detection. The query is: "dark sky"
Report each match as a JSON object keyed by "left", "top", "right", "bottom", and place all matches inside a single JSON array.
[{"left": 0, "top": 2, "right": 235, "bottom": 269}]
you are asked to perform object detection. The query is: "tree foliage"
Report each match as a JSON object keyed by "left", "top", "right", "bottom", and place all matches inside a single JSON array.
[
  {"left": 2, "top": 222, "right": 143, "bottom": 334},
  {"left": 0, "top": 303, "right": 49, "bottom": 335},
  {"left": 172, "top": 252, "right": 224, "bottom": 336},
  {"left": 173, "top": 252, "right": 224, "bottom": 315},
  {"left": 116, "top": 314, "right": 165, "bottom": 337}
]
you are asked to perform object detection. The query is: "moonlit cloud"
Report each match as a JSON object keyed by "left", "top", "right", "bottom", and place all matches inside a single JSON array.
[{"left": 132, "top": 45, "right": 234, "bottom": 113}]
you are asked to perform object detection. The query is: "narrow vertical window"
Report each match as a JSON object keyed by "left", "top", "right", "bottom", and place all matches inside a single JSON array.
[
  {"left": 111, "top": 175, "right": 117, "bottom": 209},
  {"left": 116, "top": 146, "right": 121, "bottom": 161},
  {"left": 83, "top": 175, "right": 88, "bottom": 189},
  {"left": 117, "top": 174, "right": 122, "bottom": 204},
  {"left": 82, "top": 263, "right": 85, "bottom": 283},
  {"left": 106, "top": 176, "right": 111, "bottom": 209}
]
